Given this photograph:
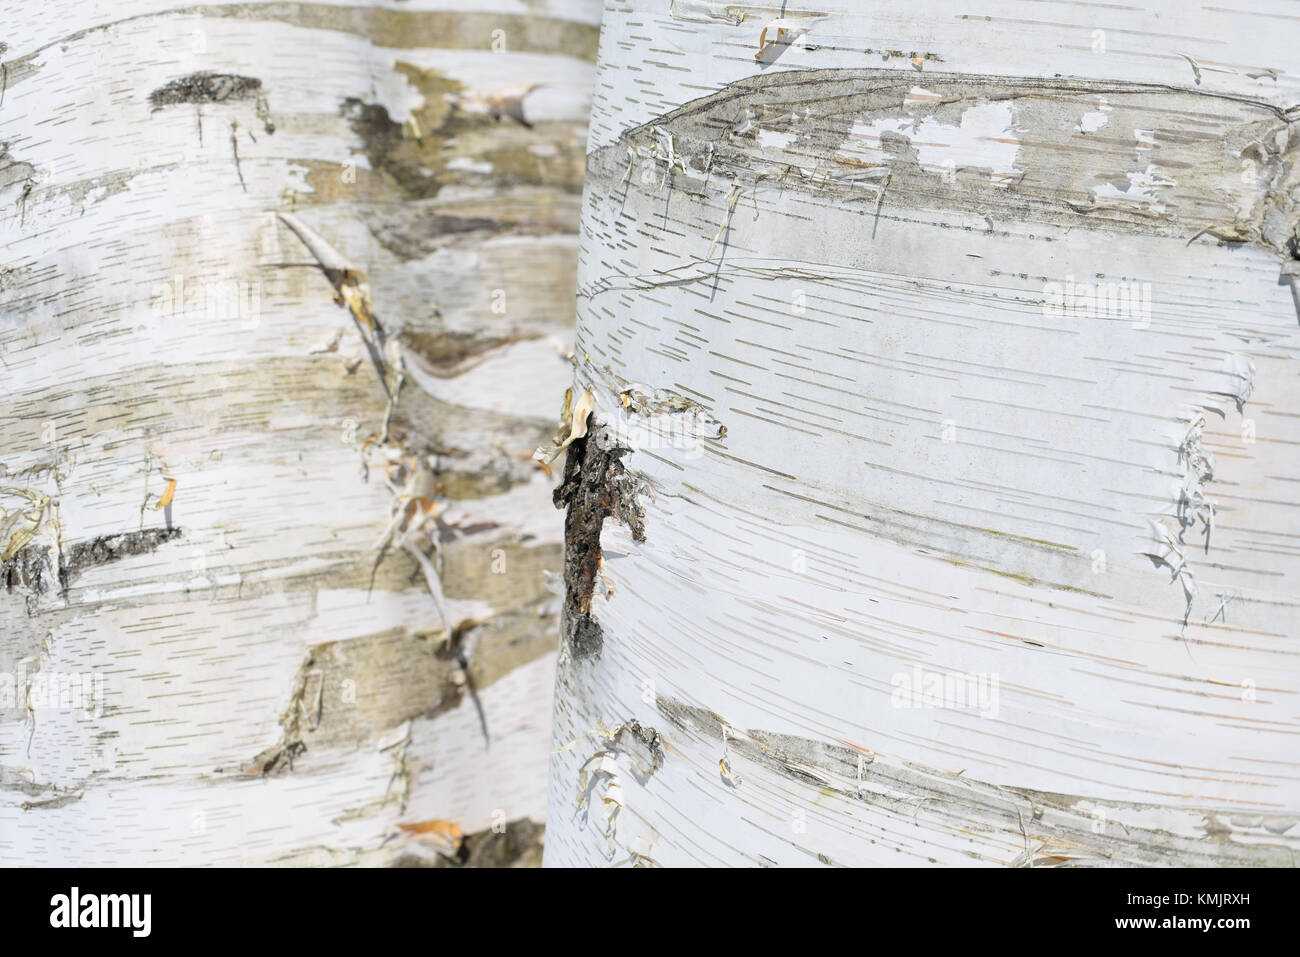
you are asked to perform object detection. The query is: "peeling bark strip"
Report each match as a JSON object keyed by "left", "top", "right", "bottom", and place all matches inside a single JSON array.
[
  {"left": 552, "top": 426, "right": 644, "bottom": 660},
  {"left": 546, "top": 0, "right": 1300, "bottom": 866}
]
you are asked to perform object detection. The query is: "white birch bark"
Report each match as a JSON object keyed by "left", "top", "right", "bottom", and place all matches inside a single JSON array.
[
  {"left": 0, "top": 0, "right": 599, "bottom": 866},
  {"left": 545, "top": 0, "right": 1300, "bottom": 866}
]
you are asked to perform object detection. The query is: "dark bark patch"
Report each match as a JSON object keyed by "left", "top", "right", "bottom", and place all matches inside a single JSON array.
[
  {"left": 148, "top": 72, "right": 261, "bottom": 108},
  {"left": 60, "top": 527, "right": 183, "bottom": 587},
  {"left": 552, "top": 428, "right": 645, "bottom": 660},
  {"left": 148, "top": 72, "right": 275, "bottom": 133},
  {"left": 2, "top": 527, "right": 182, "bottom": 600}
]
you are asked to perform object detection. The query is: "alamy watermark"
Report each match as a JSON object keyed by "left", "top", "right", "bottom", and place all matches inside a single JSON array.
[
  {"left": 0, "top": 665, "right": 104, "bottom": 718},
  {"left": 891, "top": 665, "right": 999, "bottom": 718},
  {"left": 50, "top": 888, "right": 150, "bottom": 937},
  {"left": 150, "top": 274, "right": 261, "bottom": 329},
  {"left": 617, "top": 416, "right": 711, "bottom": 460},
  {"left": 1043, "top": 276, "right": 1152, "bottom": 329}
]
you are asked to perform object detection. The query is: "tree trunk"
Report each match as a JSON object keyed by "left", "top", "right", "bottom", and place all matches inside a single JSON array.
[
  {"left": 1, "top": 0, "right": 598, "bottom": 866},
  {"left": 545, "top": 0, "right": 1300, "bottom": 866}
]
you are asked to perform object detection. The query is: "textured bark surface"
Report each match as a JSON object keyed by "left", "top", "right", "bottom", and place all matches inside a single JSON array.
[
  {"left": 0, "top": 0, "right": 598, "bottom": 865},
  {"left": 545, "top": 1, "right": 1300, "bottom": 866}
]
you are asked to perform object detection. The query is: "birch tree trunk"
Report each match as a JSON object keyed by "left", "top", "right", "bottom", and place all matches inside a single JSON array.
[
  {"left": 0, "top": 0, "right": 598, "bottom": 866},
  {"left": 545, "top": 0, "right": 1300, "bottom": 866}
]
